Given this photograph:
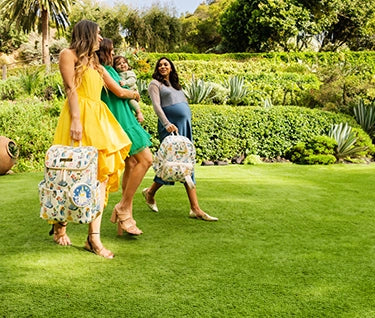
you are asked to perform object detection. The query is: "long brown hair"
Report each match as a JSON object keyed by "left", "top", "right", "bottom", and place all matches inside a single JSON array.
[
  {"left": 152, "top": 57, "right": 181, "bottom": 90},
  {"left": 70, "top": 20, "right": 103, "bottom": 87},
  {"left": 97, "top": 38, "right": 113, "bottom": 66}
]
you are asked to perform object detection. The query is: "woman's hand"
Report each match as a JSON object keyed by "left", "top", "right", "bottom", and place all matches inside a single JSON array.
[
  {"left": 132, "top": 91, "right": 140, "bottom": 102},
  {"left": 166, "top": 123, "right": 178, "bottom": 133},
  {"left": 70, "top": 118, "right": 82, "bottom": 141}
]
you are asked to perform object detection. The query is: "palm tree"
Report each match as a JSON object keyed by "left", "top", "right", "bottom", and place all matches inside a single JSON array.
[{"left": 0, "top": 0, "right": 72, "bottom": 72}]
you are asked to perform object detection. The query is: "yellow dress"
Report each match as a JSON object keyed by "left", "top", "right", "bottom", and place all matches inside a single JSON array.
[{"left": 53, "top": 67, "right": 131, "bottom": 204}]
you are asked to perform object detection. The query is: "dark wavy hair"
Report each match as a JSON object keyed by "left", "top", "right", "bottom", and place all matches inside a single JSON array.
[
  {"left": 152, "top": 57, "right": 181, "bottom": 90},
  {"left": 97, "top": 38, "right": 113, "bottom": 66}
]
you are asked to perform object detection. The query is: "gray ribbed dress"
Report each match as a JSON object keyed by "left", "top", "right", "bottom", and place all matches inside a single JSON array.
[{"left": 148, "top": 79, "right": 195, "bottom": 185}]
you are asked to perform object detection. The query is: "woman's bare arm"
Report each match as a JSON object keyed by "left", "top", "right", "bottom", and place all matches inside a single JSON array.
[
  {"left": 102, "top": 67, "right": 140, "bottom": 101},
  {"left": 59, "top": 48, "right": 82, "bottom": 141}
]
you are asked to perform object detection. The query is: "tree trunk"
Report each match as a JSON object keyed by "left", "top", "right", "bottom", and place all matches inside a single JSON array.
[{"left": 41, "top": 8, "right": 50, "bottom": 73}]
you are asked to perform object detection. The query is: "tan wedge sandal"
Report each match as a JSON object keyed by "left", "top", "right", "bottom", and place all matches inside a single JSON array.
[{"left": 110, "top": 205, "right": 143, "bottom": 236}]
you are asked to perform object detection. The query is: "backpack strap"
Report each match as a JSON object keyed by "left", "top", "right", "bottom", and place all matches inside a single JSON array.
[{"left": 184, "top": 175, "right": 195, "bottom": 189}]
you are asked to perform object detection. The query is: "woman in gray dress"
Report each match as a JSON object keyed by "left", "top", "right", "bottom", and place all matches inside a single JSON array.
[{"left": 142, "top": 57, "right": 218, "bottom": 221}]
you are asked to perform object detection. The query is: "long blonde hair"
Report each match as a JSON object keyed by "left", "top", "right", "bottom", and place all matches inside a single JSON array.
[{"left": 70, "top": 20, "right": 104, "bottom": 87}]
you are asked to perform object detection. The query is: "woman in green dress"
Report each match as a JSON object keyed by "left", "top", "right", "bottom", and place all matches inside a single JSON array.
[{"left": 97, "top": 38, "right": 153, "bottom": 236}]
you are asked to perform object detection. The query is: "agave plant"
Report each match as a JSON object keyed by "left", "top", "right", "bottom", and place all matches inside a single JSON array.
[
  {"left": 8, "top": 141, "right": 19, "bottom": 159},
  {"left": 328, "top": 122, "right": 366, "bottom": 161},
  {"left": 136, "top": 78, "right": 148, "bottom": 94},
  {"left": 18, "top": 67, "right": 42, "bottom": 95},
  {"left": 223, "top": 76, "right": 248, "bottom": 105},
  {"left": 183, "top": 74, "right": 213, "bottom": 104},
  {"left": 353, "top": 99, "right": 375, "bottom": 138},
  {"left": 263, "top": 97, "right": 273, "bottom": 108}
]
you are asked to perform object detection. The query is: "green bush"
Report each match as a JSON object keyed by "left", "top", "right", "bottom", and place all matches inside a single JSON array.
[
  {"left": 138, "top": 52, "right": 375, "bottom": 109},
  {"left": 310, "top": 62, "right": 375, "bottom": 113},
  {"left": 4, "top": 51, "right": 375, "bottom": 112},
  {"left": 1, "top": 101, "right": 371, "bottom": 172},
  {"left": 0, "top": 77, "right": 22, "bottom": 100},
  {"left": 286, "top": 136, "right": 337, "bottom": 165},
  {"left": 0, "top": 99, "right": 61, "bottom": 171},
  {"left": 2, "top": 65, "right": 63, "bottom": 100},
  {"left": 142, "top": 105, "right": 358, "bottom": 161},
  {"left": 304, "top": 154, "right": 337, "bottom": 165},
  {"left": 243, "top": 154, "right": 263, "bottom": 165},
  {"left": 286, "top": 124, "right": 374, "bottom": 164},
  {"left": 351, "top": 127, "right": 375, "bottom": 159}
]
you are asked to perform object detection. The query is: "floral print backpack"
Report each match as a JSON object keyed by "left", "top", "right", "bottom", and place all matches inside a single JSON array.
[
  {"left": 38, "top": 145, "right": 101, "bottom": 224},
  {"left": 153, "top": 133, "right": 196, "bottom": 189}
]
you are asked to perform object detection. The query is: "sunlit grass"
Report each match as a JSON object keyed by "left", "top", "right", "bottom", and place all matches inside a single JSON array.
[{"left": 1, "top": 164, "right": 375, "bottom": 317}]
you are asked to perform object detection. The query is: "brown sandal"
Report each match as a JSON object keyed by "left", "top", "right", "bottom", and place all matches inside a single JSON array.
[{"left": 49, "top": 222, "right": 72, "bottom": 246}]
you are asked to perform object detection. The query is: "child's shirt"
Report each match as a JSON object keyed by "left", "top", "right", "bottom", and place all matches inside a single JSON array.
[{"left": 118, "top": 70, "right": 137, "bottom": 90}]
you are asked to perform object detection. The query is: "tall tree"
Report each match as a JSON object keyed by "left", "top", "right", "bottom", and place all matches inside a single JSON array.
[
  {"left": 0, "top": 18, "right": 28, "bottom": 54},
  {"left": 180, "top": 0, "right": 234, "bottom": 53},
  {"left": 220, "top": 0, "right": 312, "bottom": 52},
  {"left": 318, "top": 0, "right": 375, "bottom": 51},
  {"left": 143, "top": 6, "right": 182, "bottom": 52},
  {"left": 220, "top": 0, "right": 375, "bottom": 52},
  {"left": 68, "top": 0, "right": 125, "bottom": 48},
  {"left": 0, "top": 0, "right": 71, "bottom": 71},
  {"left": 122, "top": 6, "right": 182, "bottom": 52}
]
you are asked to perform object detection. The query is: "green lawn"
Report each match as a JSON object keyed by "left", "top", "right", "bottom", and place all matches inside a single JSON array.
[{"left": 1, "top": 164, "right": 375, "bottom": 317}]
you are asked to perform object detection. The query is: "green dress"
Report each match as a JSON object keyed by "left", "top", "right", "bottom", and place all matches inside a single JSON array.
[{"left": 101, "top": 65, "right": 151, "bottom": 156}]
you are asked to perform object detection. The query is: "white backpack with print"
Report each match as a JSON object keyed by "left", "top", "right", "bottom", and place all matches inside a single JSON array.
[
  {"left": 38, "top": 145, "right": 101, "bottom": 224},
  {"left": 153, "top": 133, "right": 196, "bottom": 189}
]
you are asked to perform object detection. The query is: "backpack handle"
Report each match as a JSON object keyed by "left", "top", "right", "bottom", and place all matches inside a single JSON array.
[{"left": 70, "top": 140, "right": 82, "bottom": 147}]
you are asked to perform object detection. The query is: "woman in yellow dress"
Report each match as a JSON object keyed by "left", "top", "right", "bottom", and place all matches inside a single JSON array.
[{"left": 52, "top": 20, "right": 137, "bottom": 259}]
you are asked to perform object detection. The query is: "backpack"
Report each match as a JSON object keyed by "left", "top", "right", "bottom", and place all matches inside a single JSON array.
[
  {"left": 153, "top": 133, "right": 196, "bottom": 189},
  {"left": 38, "top": 145, "right": 101, "bottom": 224}
]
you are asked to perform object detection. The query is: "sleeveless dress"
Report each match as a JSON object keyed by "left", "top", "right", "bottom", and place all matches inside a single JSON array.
[
  {"left": 101, "top": 65, "right": 151, "bottom": 156},
  {"left": 53, "top": 67, "right": 132, "bottom": 203}
]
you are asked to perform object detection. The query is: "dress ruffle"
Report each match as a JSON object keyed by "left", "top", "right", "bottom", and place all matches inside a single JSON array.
[{"left": 53, "top": 68, "right": 131, "bottom": 205}]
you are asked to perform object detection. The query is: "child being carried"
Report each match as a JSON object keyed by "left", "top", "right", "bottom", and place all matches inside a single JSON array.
[{"left": 113, "top": 55, "right": 144, "bottom": 122}]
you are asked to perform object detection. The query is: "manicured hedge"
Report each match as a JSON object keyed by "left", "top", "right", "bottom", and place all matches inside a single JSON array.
[
  {"left": 0, "top": 100, "right": 359, "bottom": 172},
  {"left": 142, "top": 104, "right": 357, "bottom": 161},
  {"left": 146, "top": 51, "right": 375, "bottom": 68},
  {"left": 0, "top": 99, "right": 61, "bottom": 171}
]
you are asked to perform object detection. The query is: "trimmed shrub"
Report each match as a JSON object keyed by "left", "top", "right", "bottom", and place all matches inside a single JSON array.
[
  {"left": 0, "top": 99, "right": 61, "bottom": 171},
  {"left": 1, "top": 101, "right": 371, "bottom": 172},
  {"left": 0, "top": 77, "right": 22, "bottom": 100},
  {"left": 141, "top": 105, "right": 359, "bottom": 161},
  {"left": 286, "top": 136, "right": 337, "bottom": 165}
]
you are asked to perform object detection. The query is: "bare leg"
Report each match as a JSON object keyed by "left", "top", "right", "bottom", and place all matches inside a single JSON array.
[
  {"left": 142, "top": 181, "right": 163, "bottom": 211},
  {"left": 184, "top": 183, "right": 204, "bottom": 215},
  {"left": 85, "top": 180, "right": 114, "bottom": 258},
  {"left": 121, "top": 156, "right": 137, "bottom": 193},
  {"left": 184, "top": 183, "right": 218, "bottom": 221},
  {"left": 117, "top": 148, "right": 152, "bottom": 212},
  {"left": 112, "top": 148, "right": 153, "bottom": 235},
  {"left": 52, "top": 222, "right": 71, "bottom": 246}
]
